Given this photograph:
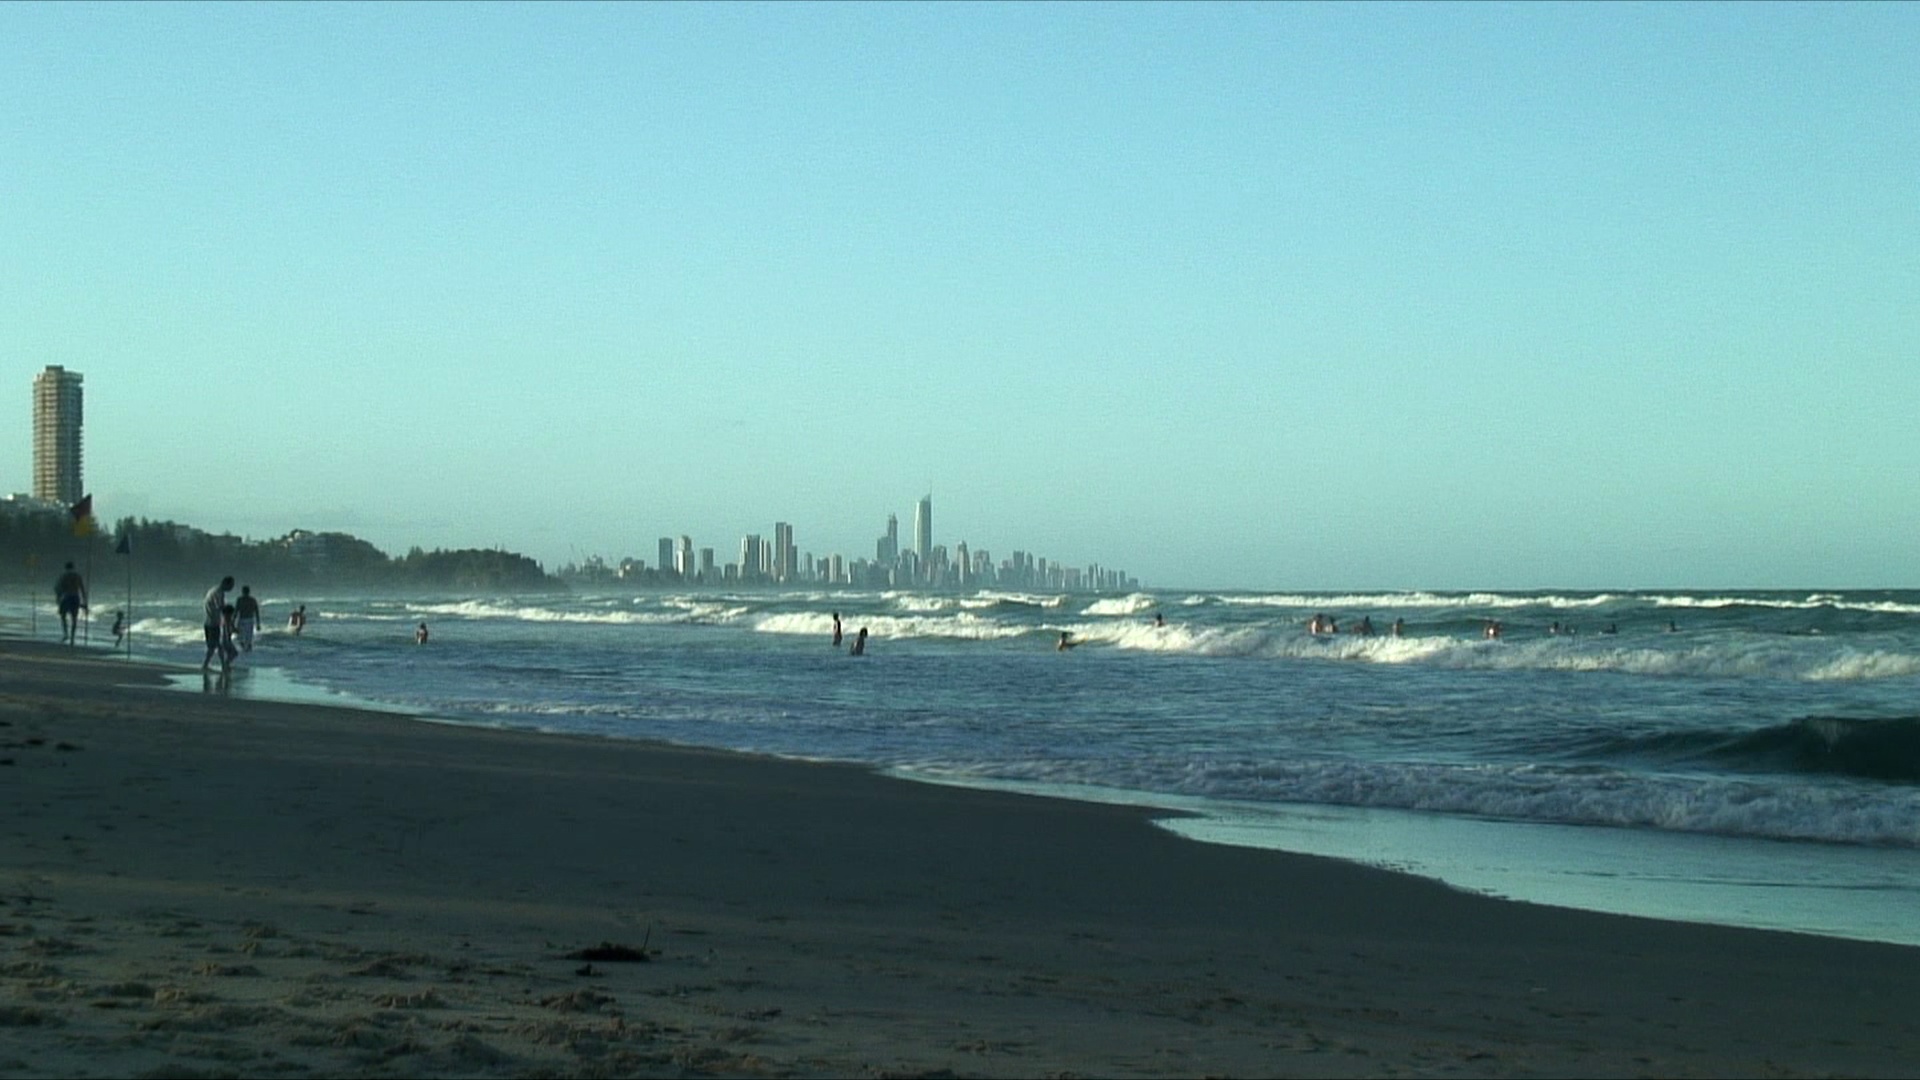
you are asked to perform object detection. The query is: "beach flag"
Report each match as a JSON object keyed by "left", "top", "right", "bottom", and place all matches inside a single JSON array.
[
  {"left": 114, "top": 532, "right": 131, "bottom": 556},
  {"left": 70, "top": 494, "right": 95, "bottom": 538}
]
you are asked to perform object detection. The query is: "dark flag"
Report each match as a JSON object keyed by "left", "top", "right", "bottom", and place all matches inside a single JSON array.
[
  {"left": 114, "top": 533, "right": 131, "bottom": 556},
  {"left": 70, "top": 494, "right": 95, "bottom": 538}
]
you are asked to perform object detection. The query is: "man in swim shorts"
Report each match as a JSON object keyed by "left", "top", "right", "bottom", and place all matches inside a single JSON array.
[
  {"left": 54, "top": 562, "right": 87, "bottom": 645},
  {"left": 234, "top": 585, "right": 262, "bottom": 652}
]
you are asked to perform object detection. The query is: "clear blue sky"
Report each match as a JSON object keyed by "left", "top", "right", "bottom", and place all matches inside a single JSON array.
[{"left": 3, "top": 2, "right": 1915, "bottom": 590}]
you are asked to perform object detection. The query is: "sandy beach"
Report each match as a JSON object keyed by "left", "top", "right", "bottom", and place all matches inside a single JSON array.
[{"left": 2, "top": 637, "right": 1917, "bottom": 1078}]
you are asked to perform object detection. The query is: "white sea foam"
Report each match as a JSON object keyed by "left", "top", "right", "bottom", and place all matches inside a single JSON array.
[
  {"left": 1207, "top": 591, "right": 1625, "bottom": 611},
  {"left": 1081, "top": 593, "right": 1157, "bottom": 617},
  {"left": 916, "top": 757, "right": 1920, "bottom": 848},
  {"left": 1066, "top": 620, "right": 1920, "bottom": 681},
  {"left": 1649, "top": 593, "right": 1920, "bottom": 615},
  {"left": 754, "top": 610, "right": 1029, "bottom": 641},
  {"left": 890, "top": 595, "right": 955, "bottom": 613},
  {"left": 127, "top": 616, "right": 209, "bottom": 647},
  {"left": 401, "top": 599, "right": 681, "bottom": 625},
  {"left": 968, "top": 590, "right": 1068, "bottom": 609}
]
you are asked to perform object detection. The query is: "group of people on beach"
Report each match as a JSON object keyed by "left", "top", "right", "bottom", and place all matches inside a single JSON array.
[{"left": 200, "top": 576, "right": 266, "bottom": 672}]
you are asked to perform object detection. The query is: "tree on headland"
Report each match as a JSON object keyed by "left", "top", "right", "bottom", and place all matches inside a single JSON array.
[
  {"left": 0, "top": 510, "right": 561, "bottom": 594},
  {"left": 400, "top": 545, "right": 552, "bottom": 591}
]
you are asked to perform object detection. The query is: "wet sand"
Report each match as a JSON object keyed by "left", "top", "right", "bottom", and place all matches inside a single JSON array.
[{"left": 3, "top": 636, "right": 1917, "bottom": 1078}]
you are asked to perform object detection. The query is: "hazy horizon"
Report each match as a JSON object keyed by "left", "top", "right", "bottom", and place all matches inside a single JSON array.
[{"left": 6, "top": 3, "right": 1915, "bottom": 591}]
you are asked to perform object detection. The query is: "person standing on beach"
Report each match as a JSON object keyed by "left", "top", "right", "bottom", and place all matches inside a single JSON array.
[
  {"left": 289, "top": 604, "right": 307, "bottom": 635},
  {"left": 202, "top": 576, "right": 234, "bottom": 671},
  {"left": 831, "top": 611, "right": 843, "bottom": 648},
  {"left": 234, "top": 586, "right": 262, "bottom": 652},
  {"left": 415, "top": 622, "right": 430, "bottom": 644},
  {"left": 850, "top": 627, "right": 868, "bottom": 656},
  {"left": 53, "top": 561, "right": 87, "bottom": 645}
]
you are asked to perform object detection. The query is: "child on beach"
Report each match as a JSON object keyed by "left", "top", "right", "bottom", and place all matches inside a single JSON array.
[{"left": 219, "top": 604, "right": 240, "bottom": 670}]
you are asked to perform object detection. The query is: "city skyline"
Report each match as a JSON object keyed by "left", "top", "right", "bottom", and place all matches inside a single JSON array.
[
  {"left": 5, "top": 6, "right": 1916, "bottom": 589},
  {"left": 592, "top": 492, "right": 1138, "bottom": 592},
  {"left": 14, "top": 365, "right": 1137, "bottom": 589}
]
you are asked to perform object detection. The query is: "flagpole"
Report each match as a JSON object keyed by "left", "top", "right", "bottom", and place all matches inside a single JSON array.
[
  {"left": 84, "top": 532, "right": 94, "bottom": 646},
  {"left": 69, "top": 495, "right": 96, "bottom": 647},
  {"left": 123, "top": 532, "right": 133, "bottom": 660}
]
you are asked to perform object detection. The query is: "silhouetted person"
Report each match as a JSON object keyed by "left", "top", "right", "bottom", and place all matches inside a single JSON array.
[
  {"left": 202, "top": 576, "right": 234, "bottom": 671},
  {"left": 54, "top": 561, "right": 87, "bottom": 645},
  {"left": 850, "top": 627, "right": 868, "bottom": 656},
  {"left": 234, "top": 586, "right": 262, "bottom": 652}
]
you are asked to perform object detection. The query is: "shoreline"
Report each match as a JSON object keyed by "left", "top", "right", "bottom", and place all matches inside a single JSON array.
[
  {"left": 109, "top": 637, "right": 1920, "bottom": 951},
  {"left": 6, "top": 637, "right": 1920, "bottom": 1077}
]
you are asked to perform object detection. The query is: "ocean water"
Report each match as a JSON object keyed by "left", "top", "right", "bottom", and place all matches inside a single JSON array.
[{"left": 88, "top": 587, "right": 1920, "bottom": 947}]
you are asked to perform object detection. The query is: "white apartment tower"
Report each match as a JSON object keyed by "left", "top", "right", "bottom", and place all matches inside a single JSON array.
[
  {"left": 913, "top": 493, "right": 932, "bottom": 563},
  {"left": 32, "top": 365, "right": 84, "bottom": 505},
  {"left": 774, "top": 521, "right": 795, "bottom": 583}
]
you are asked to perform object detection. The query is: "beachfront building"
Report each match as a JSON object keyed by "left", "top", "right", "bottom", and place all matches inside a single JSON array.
[{"left": 32, "top": 365, "right": 83, "bottom": 506}]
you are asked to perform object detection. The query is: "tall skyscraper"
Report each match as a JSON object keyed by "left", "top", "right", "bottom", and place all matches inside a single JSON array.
[
  {"left": 877, "top": 514, "right": 898, "bottom": 566},
  {"left": 658, "top": 537, "right": 676, "bottom": 577},
  {"left": 913, "top": 494, "right": 932, "bottom": 563},
  {"left": 774, "top": 521, "right": 795, "bottom": 583},
  {"left": 32, "top": 366, "right": 84, "bottom": 505},
  {"left": 740, "top": 534, "right": 762, "bottom": 581}
]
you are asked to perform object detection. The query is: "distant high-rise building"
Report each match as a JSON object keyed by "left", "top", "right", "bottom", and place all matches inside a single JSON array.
[
  {"left": 740, "top": 535, "right": 762, "bottom": 581},
  {"left": 658, "top": 537, "right": 676, "bottom": 578},
  {"left": 774, "top": 522, "right": 795, "bottom": 583},
  {"left": 913, "top": 494, "right": 932, "bottom": 563},
  {"left": 877, "top": 513, "right": 898, "bottom": 566},
  {"left": 677, "top": 536, "right": 694, "bottom": 580},
  {"left": 32, "top": 366, "right": 84, "bottom": 505}
]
